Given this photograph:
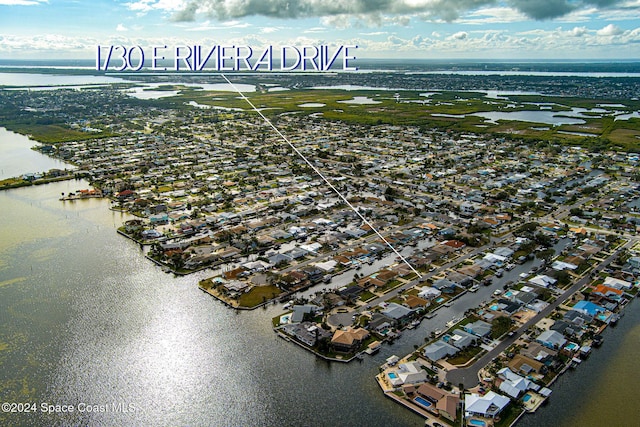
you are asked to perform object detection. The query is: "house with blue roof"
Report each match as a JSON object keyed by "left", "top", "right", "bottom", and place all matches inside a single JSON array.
[{"left": 573, "top": 300, "right": 605, "bottom": 317}]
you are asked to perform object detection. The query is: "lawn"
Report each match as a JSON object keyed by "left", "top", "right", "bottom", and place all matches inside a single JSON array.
[
  {"left": 238, "top": 285, "right": 282, "bottom": 308},
  {"left": 447, "top": 346, "right": 483, "bottom": 366},
  {"left": 359, "top": 290, "right": 377, "bottom": 302}
]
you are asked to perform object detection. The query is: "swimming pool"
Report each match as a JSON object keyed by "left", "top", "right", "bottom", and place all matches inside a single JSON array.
[
  {"left": 388, "top": 372, "right": 398, "bottom": 379},
  {"left": 436, "top": 297, "right": 445, "bottom": 303},
  {"left": 279, "top": 314, "right": 291, "bottom": 324},
  {"left": 469, "top": 419, "right": 486, "bottom": 427},
  {"left": 414, "top": 396, "right": 432, "bottom": 409},
  {"left": 523, "top": 393, "right": 533, "bottom": 402},
  {"left": 505, "top": 291, "right": 513, "bottom": 297},
  {"left": 565, "top": 342, "right": 579, "bottom": 351},
  {"left": 490, "top": 304, "right": 499, "bottom": 311}
]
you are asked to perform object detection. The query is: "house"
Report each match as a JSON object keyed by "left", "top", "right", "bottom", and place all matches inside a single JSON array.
[
  {"left": 283, "top": 322, "right": 331, "bottom": 347},
  {"left": 368, "top": 313, "right": 394, "bottom": 334},
  {"left": 416, "top": 383, "right": 460, "bottom": 422},
  {"left": 536, "top": 330, "right": 567, "bottom": 349},
  {"left": 520, "top": 341, "right": 557, "bottom": 363},
  {"left": 564, "top": 310, "right": 593, "bottom": 326},
  {"left": 465, "top": 391, "right": 510, "bottom": 419},
  {"left": 404, "top": 295, "right": 429, "bottom": 310},
  {"left": 418, "top": 286, "right": 442, "bottom": 300},
  {"left": 268, "top": 253, "right": 292, "bottom": 266},
  {"left": 464, "top": 320, "right": 492, "bottom": 338},
  {"left": 591, "top": 284, "right": 623, "bottom": 301},
  {"left": 508, "top": 354, "right": 545, "bottom": 376},
  {"left": 331, "top": 327, "right": 369, "bottom": 353},
  {"left": 551, "top": 260, "right": 578, "bottom": 271},
  {"left": 603, "top": 276, "right": 632, "bottom": 290},
  {"left": 432, "top": 278, "right": 459, "bottom": 293},
  {"left": 423, "top": 340, "right": 459, "bottom": 361},
  {"left": 573, "top": 300, "right": 605, "bottom": 317},
  {"left": 141, "top": 229, "right": 163, "bottom": 240},
  {"left": 529, "top": 275, "right": 557, "bottom": 288},
  {"left": 447, "top": 329, "right": 477, "bottom": 349},
  {"left": 381, "top": 303, "right": 414, "bottom": 324},
  {"left": 446, "top": 271, "right": 473, "bottom": 287},
  {"left": 497, "top": 367, "right": 539, "bottom": 399},
  {"left": 290, "top": 304, "right": 321, "bottom": 323},
  {"left": 387, "top": 361, "right": 428, "bottom": 387}
]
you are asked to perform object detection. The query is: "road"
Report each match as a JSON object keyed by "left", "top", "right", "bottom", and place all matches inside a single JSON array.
[{"left": 445, "top": 238, "right": 636, "bottom": 389}]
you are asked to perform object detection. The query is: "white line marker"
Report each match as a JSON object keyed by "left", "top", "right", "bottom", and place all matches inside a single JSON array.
[{"left": 220, "top": 73, "right": 422, "bottom": 278}]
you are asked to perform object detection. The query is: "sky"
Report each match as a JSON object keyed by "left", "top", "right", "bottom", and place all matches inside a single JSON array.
[{"left": 0, "top": 0, "right": 639, "bottom": 60}]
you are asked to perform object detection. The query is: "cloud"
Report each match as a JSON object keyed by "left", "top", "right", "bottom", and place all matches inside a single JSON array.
[
  {"left": 360, "top": 31, "right": 388, "bottom": 36},
  {"left": 569, "top": 26, "right": 588, "bottom": 36},
  {"left": 260, "top": 27, "right": 280, "bottom": 34},
  {"left": 303, "top": 26, "right": 327, "bottom": 34},
  {"left": 450, "top": 31, "right": 469, "bottom": 40},
  {"left": 160, "top": 0, "right": 631, "bottom": 24},
  {"left": 597, "top": 23, "right": 623, "bottom": 35},
  {"left": 116, "top": 24, "right": 128, "bottom": 32},
  {"left": 459, "top": 6, "right": 528, "bottom": 24}
]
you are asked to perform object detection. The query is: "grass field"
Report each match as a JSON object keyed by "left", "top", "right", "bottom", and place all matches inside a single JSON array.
[{"left": 165, "top": 87, "right": 640, "bottom": 152}]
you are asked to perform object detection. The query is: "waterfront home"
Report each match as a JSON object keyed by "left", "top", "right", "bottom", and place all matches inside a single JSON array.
[
  {"left": 282, "top": 322, "right": 331, "bottom": 347},
  {"left": 418, "top": 286, "right": 442, "bottom": 300},
  {"left": 432, "top": 278, "right": 459, "bottom": 294},
  {"left": 404, "top": 295, "right": 429, "bottom": 310},
  {"left": 415, "top": 383, "right": 460, "bottom": 422},
  {"left": 423, "top": 340, "right": 459, "bottom": 362},
  {"left": 536, "top": 330, "right": 567, "bottom": 350},
  {"left": 603, "top": 276, "right": 632, "bottom": 290},
  {"left": 386, "top": 361, "right": 427, "bottom": 387},
  {"left": 463, "top": 320, "right": 492, "bottom": 339},
  {"left": 381, "top": 303, "right": 414, "bottom": 325},
  {"left": 290, "top": 305, "right": 321, "bottom": 323},
  {"left": 507, "top": 354, "right": 545, "bottom": 376},
  {"left": 496, "top": 368, "right": 540, "bottom": 399},
  {"left": 447, "top": 329, "right": 477, "bottom": 350},
  {"left": 368, "top": 313, "right": 394, "bottom": 334},
  {"left": 572, "top": 300, "right": 606, "bottom": 317},
  {"left": 520, "top": 342, "right": 557, "bottom": 364},
  {"left": 464, "top": 391, "right": 510, "bottom": 420},
  {"left": 331, "top": 327, "right": 369, "bottom": 353}
]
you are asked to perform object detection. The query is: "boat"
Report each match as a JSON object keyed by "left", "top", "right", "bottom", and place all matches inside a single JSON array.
[
  {"left": 592, "top": 334, "right": 604, "bottom": 347},
  {"left": 609, "top": 313, "right": 620, "bottom": 325}
]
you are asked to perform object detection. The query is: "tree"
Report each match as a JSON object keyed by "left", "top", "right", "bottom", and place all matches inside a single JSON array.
[{"left": 491, "top": 316, "right": 513, "bottom": 339}]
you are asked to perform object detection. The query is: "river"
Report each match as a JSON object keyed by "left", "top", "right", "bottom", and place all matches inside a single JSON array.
[{"left": 0, "top": 129, "right": 638, "bottom": 426}]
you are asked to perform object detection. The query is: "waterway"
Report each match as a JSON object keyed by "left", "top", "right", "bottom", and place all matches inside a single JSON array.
[{"left": 0, "top": 127, "right": 71, "bottom": 180}]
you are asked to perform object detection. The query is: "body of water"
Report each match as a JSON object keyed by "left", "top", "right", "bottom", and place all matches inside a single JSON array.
[
  {"left": 0, "top": 127, "right": 72, "bottom": 180},
  {"left": 0, "top": 179, "right": 424, "bottom": 427},
  {"left": 0, "top": 73, "right": 131, "bottom": 87}
]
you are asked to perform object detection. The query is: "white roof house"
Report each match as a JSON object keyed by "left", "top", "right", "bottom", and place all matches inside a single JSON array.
[
  {"left": 465, "top": 391, "right": 510, "bottom": 419},
  {"left": 418, "top": 286, "right": 442, "bottom": 299},
  {"left": 529, "top": 275, "right": 557, "bottom": 288},
  {"left": 497, "top": 368, "right": 540, "bottom": 399}
]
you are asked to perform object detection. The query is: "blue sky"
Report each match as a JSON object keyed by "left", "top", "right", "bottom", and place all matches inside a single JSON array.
[{"left": 0, "top": 0, "right": 639, "bottom": 60}]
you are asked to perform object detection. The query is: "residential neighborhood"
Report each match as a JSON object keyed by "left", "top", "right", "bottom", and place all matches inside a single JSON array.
[{"left": 2, "top": 81, "right": 638, "bottom": 427}]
